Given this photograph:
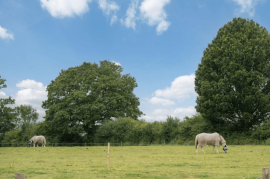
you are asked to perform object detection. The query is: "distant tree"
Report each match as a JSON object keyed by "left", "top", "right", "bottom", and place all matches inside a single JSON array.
[
  {"left": 1, "top": 129, "right": 22, "bottom": 146},
  {"left": 15, "top": 105, "right": 38, "bottom": 128},
  {"left": 0, "top": 76, "right": 16, "bottom": 142},
  {"left": 161, "top": 116, "right": 180, "bottom": 143},
  {"left": 1, "top": 122, "right": 45, "bottom": 145},
  {"left": 251, "top": 119, "right": 270, "bottom": 140},
  {"left": 95, "top": 117, "right": 139, "bottom": 143},
  {"left": 14, "top": 105, "right": 39, "bottom": 142},
  {"left": 195, "top": 17, "right": 270, "bottom": 133},
  {"left": 178, "top": 114, "right": 213, "bottom": 140},
  {"left": 42, "top": 60, "right": 143, "bottom": 142}
]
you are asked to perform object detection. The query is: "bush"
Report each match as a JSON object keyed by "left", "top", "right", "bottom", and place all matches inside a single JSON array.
[{"left": 265, "top": 138, "right": 270, "bottom": 145}]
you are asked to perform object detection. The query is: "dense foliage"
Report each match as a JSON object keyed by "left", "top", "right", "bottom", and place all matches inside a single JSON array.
[
  {"left": 2, "top": 113, "right": 268, "bottom": 145},
  {"left": 195, "top": 17, "right": 270, "bottom": 133},
  {"left": 95, "top": 114, "right": 213, "bottom": 144},
  {"left": 42, "top": 60, "right": 143, "bottom": 143},
  {"left": 0, "top": 76, "right": 16, "bottom": 142},
  {"left": 1, "top": 105, "right": 41, "bottom": 145}
]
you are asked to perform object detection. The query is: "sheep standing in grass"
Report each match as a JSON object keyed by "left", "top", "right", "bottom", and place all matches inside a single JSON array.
[
  {"left": 195, "top": 132, "right": 228, "bottom": 154},
  {"left": 29, "top": 136, "right": 46, "bottom": 147}
]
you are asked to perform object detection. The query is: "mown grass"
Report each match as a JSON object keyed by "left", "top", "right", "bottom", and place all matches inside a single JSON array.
[{"left": 0, "top": 145, "right": 269, "bottom": 178}]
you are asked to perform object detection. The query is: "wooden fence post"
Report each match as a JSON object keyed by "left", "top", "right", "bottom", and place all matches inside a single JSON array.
[
  {"left": 108, "top": 142, "right": 110, "bottom": 170},
  {"left": 262, "top": 167, "right": 270, "bottom": 179},
  {"left": 15, "top": 173, "right": 25, "bottom": 179}
]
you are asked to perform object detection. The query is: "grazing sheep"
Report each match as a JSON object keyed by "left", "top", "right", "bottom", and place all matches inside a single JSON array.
[
  {"left": 29, "top": 136, "right": 46, "bottom": 147},
  {"left": 195, "top": 132, "right": 228, "bottom": 154}
]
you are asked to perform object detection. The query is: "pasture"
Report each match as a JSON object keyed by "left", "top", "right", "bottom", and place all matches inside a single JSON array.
[{"left": 0, "top": 145, "right": 269, "bottom": 179}]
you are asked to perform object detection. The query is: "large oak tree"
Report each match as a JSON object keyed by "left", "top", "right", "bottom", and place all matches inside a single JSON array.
[
  {"left": 42, "top": 60, "right": 143, "bottom": 142},
  {"left": 195, "top": 18, "right": 270, "bottom": 133}
]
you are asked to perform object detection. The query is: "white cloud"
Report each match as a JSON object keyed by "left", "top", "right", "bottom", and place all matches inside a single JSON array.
[
  {"left": 40, "top": 0, "right": 92, "bottom": 18},
  {"left": 97, "top": 0, "right": 120, "bottom": 24},
  {"left": 153, "top": 107, "right": 196, "bottom": 119},
  {"left": 172, "top": 106, "right": 196, "bottom": 117},
  {"left": 15, "top": 79, "right": 47, "bottom": 121},
  {"left": 155, "top": 74, "right": 196, "bottom": 101},
  {"left": 139, "top": 0, "right": 171, "bottom": 35},
  {"left": 112, "top": 61, "right": 121, "bottom": 66},
  {"left": 232, "top": 0, "right": 259, "bottom": 16},
  {"left": 156, "top": 20, "right": 170, "bottom": 34},
  {"left": 153, "top": 108, "right": 169, "bottom": 115},
  {"left": 140, "top": 74, "right": 197, "bottom": 122},
  {"left": 150, "top": 97, "right": 175, "bottom": 106},
  {"left": 16, "top": 79, "right": 45, "bottom": 90},
  {"left": 143, "top": 106, "right": 196, "bottom": 122},
  {"left": 0, "top": 25, "right": 14, "bottom": 40},
  {"left": 0, "top": 91, "right": 8, "bottom": 98},
  {"left": 121, "top": 0, "right": 139, "bottom": 30},
  {"left": 98, "top": 0, "right": 119, "bottom": 15},
  {"left": 110, "top": 15, "right": 118, "bottom": 25},
  {"left": 120, "top": 0, "right": 172, "bottom": 34},
  {"left": 40, "top": 0, "right": 171, "bottom": 35}
]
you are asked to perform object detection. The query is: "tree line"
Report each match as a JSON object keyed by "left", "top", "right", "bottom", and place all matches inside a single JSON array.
[
  {"left": 1, "top": 17, "right": 270, "bottom": 145},
  {"left": 2, "top": 112, "right": 270, "bottom": 145}
]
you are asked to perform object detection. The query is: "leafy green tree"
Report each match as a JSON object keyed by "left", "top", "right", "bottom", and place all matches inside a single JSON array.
[
  {"left": 0, "top": 76, "right": 16, "bottom": 142},
  {"left": 178, "top": 114, "right": 213, "bottom": 141},
  {"left": 14, "top": 105, "right": 39, "bottom": 142},
  {"left": 14, "top": 105, "right": 38, "bottom": 128},
  {"left": 1, "top": 122, "right": 45, "bottom": 146},
  {"left": 1, "top": 129, "right": 22, "bottom": 146},
  {"left": 161, "top": 116, "right": 180, "bottom": 143},
  {"left": 95, "top": 117, "right": 140, "bottom": 143},
  {"left": 251, "top": 119, "right": 270, "bottom": 140},
  {"left": 195, "top": 17, "right": 270, "bottom": 133},
  {"left": 149, "top": 121, "right": 163, "bottom": 144},
  {"left": 42, "top": 60, "right": 143, "bottom": 142}
]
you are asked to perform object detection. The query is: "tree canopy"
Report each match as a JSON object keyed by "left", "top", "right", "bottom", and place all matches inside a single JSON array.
[
  {"left": 0, "top": 76, "right": 16, "bottom": 141},
  {"left": 195, "top": 17, "right": 270, "bottom": 133},
  {"left": 14, "top": 105, "right": 39, "bottom": 142},
  {"left": 42, "top": 60, "right": 143, "bottom": 142},
  {"left": 14, "top": 105, "right": 38, "bottom": 129}
]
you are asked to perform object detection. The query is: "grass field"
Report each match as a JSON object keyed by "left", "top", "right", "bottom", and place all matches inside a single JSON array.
[{"left": 0, "top": 145, "right": 269, "bottom": 179}]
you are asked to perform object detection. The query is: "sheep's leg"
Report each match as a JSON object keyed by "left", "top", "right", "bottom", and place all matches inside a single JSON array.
[
  {"left": 201, "top": 146, "right": 205, "bottom": 154},
  {"left": 212, "top": 145, "right": 215, "bottom": 153},
  {"left": 216, "top": 146, "right": 219, "bottom": 153}
]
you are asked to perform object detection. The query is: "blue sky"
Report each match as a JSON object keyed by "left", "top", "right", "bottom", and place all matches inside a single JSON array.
[{"left": 0, "top": 0, "right": 269, "bottom": 122}]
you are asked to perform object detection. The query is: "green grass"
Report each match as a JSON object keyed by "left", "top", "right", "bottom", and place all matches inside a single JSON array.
[{"left": 0, "top": 145, "right": 269, "bottom": 178}]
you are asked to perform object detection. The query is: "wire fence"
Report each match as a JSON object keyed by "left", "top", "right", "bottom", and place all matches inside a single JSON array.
[
  {"left": 0, "top": 139, "right": 269, "bottom": 147},
  {"left": 0, "top": 143, "right": 119, "bottom": 147},
  {"left": 0, "top": 142, "right": 148, "bottom": 147}
]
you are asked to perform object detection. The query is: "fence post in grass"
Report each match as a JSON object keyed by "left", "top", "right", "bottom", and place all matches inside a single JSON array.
[
  {"left": 15, "top": 172, "right": 25, "bottom": 179},
  {"left": 262, "top": 167, "right": 270, "bottom": 179},
  {"left": 108, "top": 142, "right": 110, "bottom": 170}
]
